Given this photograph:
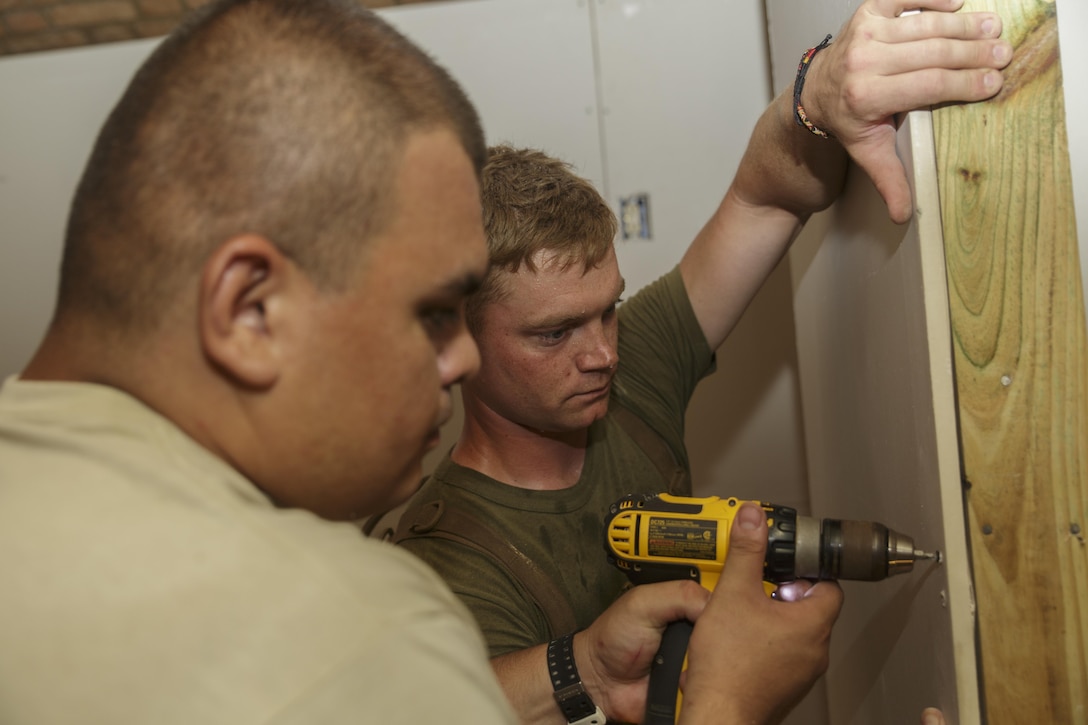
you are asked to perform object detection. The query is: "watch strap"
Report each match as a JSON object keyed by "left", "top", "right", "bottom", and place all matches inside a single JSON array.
[{"left": 547, "top": 632, "right": 606, "bottom": 725}]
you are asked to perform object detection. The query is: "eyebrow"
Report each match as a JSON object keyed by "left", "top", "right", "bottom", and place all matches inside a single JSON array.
[
  {"left": 439, "top": 271, "right": 484, "bottom": 298},
  {"left": 527, "top": 277, "right": 626, "bottom": 330}
]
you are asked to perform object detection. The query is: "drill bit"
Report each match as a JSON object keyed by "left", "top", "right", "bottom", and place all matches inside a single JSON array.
[{"left": 914, "top": 549, "right": 941, "bottom": 564}]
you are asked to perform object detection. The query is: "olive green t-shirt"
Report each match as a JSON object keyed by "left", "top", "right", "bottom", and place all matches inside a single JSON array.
[{"left": 398, "top": 267, "right": 714, "bottom": 656}]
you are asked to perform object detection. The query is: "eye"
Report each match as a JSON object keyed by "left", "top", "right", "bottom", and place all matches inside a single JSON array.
[
  {"left": 537, "top": 328, "right": 569, "bottom": 345},
  {"left": 422, "top": 306, "right": 462, "bottom": 338}
]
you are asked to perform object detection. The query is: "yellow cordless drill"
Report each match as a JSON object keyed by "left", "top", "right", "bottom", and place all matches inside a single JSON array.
[{"left": 603, "top": 492, "right": 939, "bottom": 724}]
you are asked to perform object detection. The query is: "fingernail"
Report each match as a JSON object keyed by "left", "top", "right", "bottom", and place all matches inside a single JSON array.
[
  {"left": 737, "top": 504, "right": 763, "bottom": 531},
  {"left": 981, "top": 17, "right": 995, "bottom": 36},
  {"left": 984, "top": 71, "right": 999, "bottom": 90},
  {"left": 994, "top": 43, "right": 1011, "bottom": 63}
]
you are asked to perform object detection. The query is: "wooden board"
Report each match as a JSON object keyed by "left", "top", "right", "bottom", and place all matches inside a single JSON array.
[
  {"left": 934, "top": 1, "right": 1088, "bottom": 722},
  {"left": 765, "top": 3, "right": 980, "bottom": 723}
]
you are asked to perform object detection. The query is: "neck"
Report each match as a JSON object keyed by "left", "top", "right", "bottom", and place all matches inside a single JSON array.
[
  {"left": 21, "top": 315, "right": 117, "bottom": 384},
  {"left": 22, "top": 318, "right": 242, "bottom": 466},
  {"left": 452, "top": 397, "right": 590, "bottom": 491}
]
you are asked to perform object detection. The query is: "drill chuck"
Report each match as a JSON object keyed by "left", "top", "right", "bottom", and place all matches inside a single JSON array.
[{"left": 794, "top": 516, "right": 921, "bottom": 581}]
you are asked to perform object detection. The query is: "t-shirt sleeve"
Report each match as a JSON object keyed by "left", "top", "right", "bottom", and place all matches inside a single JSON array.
[
  {"left": 267, "top": 607, "right": 516, "bottom": 724},
  {"left": 613, "top": 266, "right": 715, "bottom": 468},
  {"left": 398, "top": 535, "right": 550, "bottom": 658},
  {"left": 266, "top": 530, "right": 517, "bottom": 724}
]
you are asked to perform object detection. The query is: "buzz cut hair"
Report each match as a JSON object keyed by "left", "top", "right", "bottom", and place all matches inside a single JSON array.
[{"left": 58, "top": 0, "right": 486, "bottom": 333}]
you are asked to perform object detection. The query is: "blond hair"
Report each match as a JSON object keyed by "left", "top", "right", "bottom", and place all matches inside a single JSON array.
[{"left": 469, "top": 145, "right": 617, "bottom": 331}]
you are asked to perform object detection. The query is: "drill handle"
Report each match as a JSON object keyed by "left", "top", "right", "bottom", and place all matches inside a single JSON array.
[{"left": 645, "top": 619, "right": 693, "bottom": 725}]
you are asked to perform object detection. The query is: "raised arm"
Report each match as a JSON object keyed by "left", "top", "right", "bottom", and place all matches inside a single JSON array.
[{"left": 680, "top": 0, "right": 1012, "bottom": 350}]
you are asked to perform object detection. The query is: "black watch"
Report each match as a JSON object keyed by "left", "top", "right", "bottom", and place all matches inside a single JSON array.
[{"left": 547, "top": 632, "right": 606, "bottom": 725}]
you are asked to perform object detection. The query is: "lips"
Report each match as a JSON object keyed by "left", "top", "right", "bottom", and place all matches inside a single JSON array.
[{"left": 574, "top": 380, "right": 611, "bottom": 399}]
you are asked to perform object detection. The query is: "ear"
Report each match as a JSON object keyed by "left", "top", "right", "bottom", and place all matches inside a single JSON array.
[{"left": 199, "top": 234, "right": 291, "bottom": 389}]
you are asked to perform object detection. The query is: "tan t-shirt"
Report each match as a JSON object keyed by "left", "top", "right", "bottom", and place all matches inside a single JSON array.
[{"left": 0, "top": 378, "right": 514, "bottom": 725}]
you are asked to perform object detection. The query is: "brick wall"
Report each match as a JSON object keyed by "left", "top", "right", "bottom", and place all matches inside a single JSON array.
[{"left": 0, "top": 0, "right": 438, "bottom": 57}]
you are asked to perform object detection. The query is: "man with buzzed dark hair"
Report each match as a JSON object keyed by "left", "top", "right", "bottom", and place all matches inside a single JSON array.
[
  {"left": 0, "top": 1, "right": 847, "bottom": 723},
  {"left": 0, "top": 1, "right": 511, "bottom": 720}
]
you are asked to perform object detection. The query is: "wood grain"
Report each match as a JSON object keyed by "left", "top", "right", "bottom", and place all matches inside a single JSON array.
[{"left": 933, "top": 0, "right": 1088, "bottom": 721}]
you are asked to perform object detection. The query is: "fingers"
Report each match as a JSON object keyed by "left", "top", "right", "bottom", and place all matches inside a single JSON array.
[
  {"left": 588, "top": 580, "right": 710, "bottom": 645},
  {"left": 824, "top": 3, "right": 1012, "bottom": 107},
  {"left": 773, "top": 580, "right": 814, "bottom": 602},
  {"left": 868, "top": 0, "right": 966, "bottom": 22},
  {"left": 624, "top": 579, "right": 710, "bottom": 629},
  {"left": 831, "top": 12, "right": 1011, "bottom": 97},
  {"left": 794, "top": 579, "right": 844, "bottom": 616},
  {"left": 579, "top": 580, "right": 711, "bottom": 723},
  {"left": 921, "top": 707, "right": 947, "bottom": 725},
  {"left": 865, "top": 36, "right": 1011, "bottom": 77},
  {"left": 860, "top": 66, "right": 1004, "bottom": 121},
  {"left": 873, "top": 8, "right": 1003, "bottom": 44}
]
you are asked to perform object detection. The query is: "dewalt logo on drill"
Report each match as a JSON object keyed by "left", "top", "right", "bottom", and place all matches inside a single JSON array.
[{"left": 646, "top": 516, "right": 717, "bottom": 561}]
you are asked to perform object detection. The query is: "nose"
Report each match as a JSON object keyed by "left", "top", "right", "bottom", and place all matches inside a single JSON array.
[
  {"left": 440, "top": 325, "right": 481, "bottom": 387},
  {"left": 576, "top": 322, "right": 618, "bottom": 373}
]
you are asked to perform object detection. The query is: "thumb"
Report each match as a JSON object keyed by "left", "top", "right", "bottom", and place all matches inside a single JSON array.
[
  {"left": 721, "top": 503, "right": 769, "bottom": 588},
  {"left": 845, "top": 125, "right": 914, "bottom": 224}
]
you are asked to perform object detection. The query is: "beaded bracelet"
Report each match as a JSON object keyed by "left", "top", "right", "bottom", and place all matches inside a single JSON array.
[{"left": 793, "top": 33, "right": 833, "bottom": 138}]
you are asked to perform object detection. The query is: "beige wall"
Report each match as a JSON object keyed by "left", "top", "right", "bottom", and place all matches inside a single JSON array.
[{"left": 0, "top": 0, "right": 436, "bottom": 56}]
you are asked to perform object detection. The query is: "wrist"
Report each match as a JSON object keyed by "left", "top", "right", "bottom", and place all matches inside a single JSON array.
[
  {"left": 547, "top": 632, "right": 606, "bottom": 725},
  {"left": 793, "top": 33, "right": 833, "bottom": 139}
]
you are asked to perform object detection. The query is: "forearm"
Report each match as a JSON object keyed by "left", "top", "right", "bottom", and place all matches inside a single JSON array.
[
  {"left": 490, "top": 644, "right": 571, "bottom": 725},
  {"left": 679, "top": 79, "right": 848, "bottom": 350},
  {"left": 732, "top": 79, "right": 849, "bottom": 219},
  {"left": 491, "top": 632, "right": 624, "bottom": 725}
]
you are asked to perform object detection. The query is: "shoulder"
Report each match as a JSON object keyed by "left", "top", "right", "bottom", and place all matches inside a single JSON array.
[
  {"left": 265, "top": 515, "right": 515, "bottom": 722},
  {"left": 618, "top": 266, "right": 692, "bottom": 322},
  {"left": 267, "top": 506, "right": 470, "bottom": 613},
  {"left": 0, "top": 474, "right": 509, "bottom": 721}
]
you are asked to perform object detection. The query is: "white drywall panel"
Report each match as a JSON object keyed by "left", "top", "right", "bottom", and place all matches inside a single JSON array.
[
  {"left": 593, "top": 0, "right": 769, "bottom": 292},
  {"left": 1055, "top": 0, "right": 1088, "bottom": 326},
  {"left": 382, "top": 0, "right": 603, "bottom": 189},
  {"left": 767, "top": 2, "right": 979, "bottom": 724},
  {"left": 0, "top": 38, "right": 159, "bottom": 382}
]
